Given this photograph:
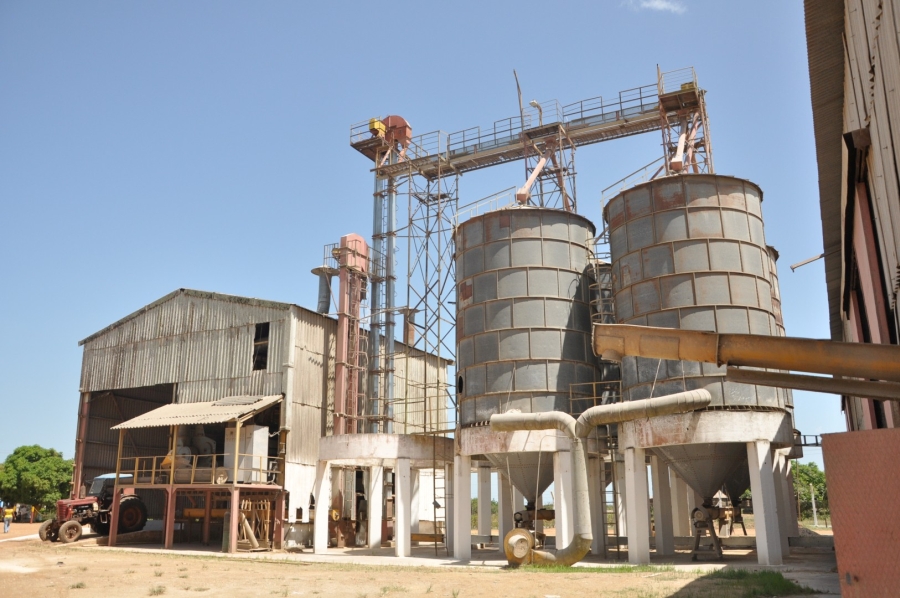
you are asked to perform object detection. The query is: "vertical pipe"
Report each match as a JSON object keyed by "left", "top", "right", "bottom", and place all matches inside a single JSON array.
[
  {"left": 369, "top": 173, "right": 384, "bottom": 433},
  {"left": 232, "top": 422, "right": 241, "bottom": 484},
  {"left": 498, "top": 472, "right": 513, "bottom": 551},
  {"left": 385, "top": 171, "right": 397, "bottom": 434}
]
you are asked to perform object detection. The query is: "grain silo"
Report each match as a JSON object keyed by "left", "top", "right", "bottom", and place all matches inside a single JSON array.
[
  {"left": 455, "top": 206, "right": 616, "bottom": 503},
  {"left": 603, "top": 173, "right": 793, "bottom": 502}
]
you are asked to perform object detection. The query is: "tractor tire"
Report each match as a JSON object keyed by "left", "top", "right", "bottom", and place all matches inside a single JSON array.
[
  {"left": 38, "top": 520, "right": 53, "bottom": 541},
  {"left": 118, "top": 496, "right": 148, "bottom": 534},
  {"left": 58, "top": 520, "right": 83, "bottom": 544},
  {"left": 92, "top": 519, "right": 110, "bottom": 536}
]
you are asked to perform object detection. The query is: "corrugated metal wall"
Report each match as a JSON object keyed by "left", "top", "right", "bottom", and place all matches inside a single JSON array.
[{"left": 80, "top": 292, "right": 288, "bottom": 402}]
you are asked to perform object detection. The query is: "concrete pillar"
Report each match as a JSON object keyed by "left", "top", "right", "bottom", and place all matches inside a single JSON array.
[
  {"left": 274, "top": 492, "right": 285, "bottom": 550},
  {"left": 452, "top": 454, "right": 471, "bottom": 561},
  {"left": 650, "top": 455, "right": 674, "bottom": 556},
  {"left": 444, "top": 463, "right": 454, "bottom": 554},
  {"left": 615, "top": 455, "right": 627, "bottom": 536},
  {"left": 395, "top": 458, "right": 411, "bottom": 557},
  {"left": 477, "top": 465, "right": 492, "bottom": 538},
  {"left": 228, "top": 487, "right": 240, "bottom": 554},
  {"left": 202, "top": 490, "right": 212, "bottom": 546},
  {"left": 773, "top": 452, "right": 791, "bottom": 558},
  {"left": 164, "top": 488, "right": 177, "bottom": 549},
  {"left": 498, "top": 473, "right": 514, "bottom": 550},
  {"left": 411, "top": 469, "right": 420, "bottom": 539},
  {"left": 624, "top": 446, "right": 650, "bottom": 564},
  {"left": 786, "top": 461, "right": 800, "bottom": 536},
  {"left": 108, "top": 488, "right": 120, "bottom": 547},
  {"left": 670, "top": 471, "right": 689, "bottom": 537},
  {"left": 313, "top": 461, "right": 331, "bottom": 554},
  {"left": 588, "top": 456, "right": 606, "bottom": 556},
  {"left": 368, "top": 465, "right": 383, "bottom": 550},
  {"left": 553, "top": 450, "right": 574, "bottom": 547},
  {"left": 747, "top": 440, "right": 782, "bottom": 566}
]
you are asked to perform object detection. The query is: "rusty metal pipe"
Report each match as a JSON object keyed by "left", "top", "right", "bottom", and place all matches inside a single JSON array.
[
  {"left": 574, "top": 390, "right": 711, "bottom": 438},
  {"left": 594, "top": 324, "right": 900, "bottom": 384},
  {"left": 726, "top": 367, "right": 900, "bottom": 401}
]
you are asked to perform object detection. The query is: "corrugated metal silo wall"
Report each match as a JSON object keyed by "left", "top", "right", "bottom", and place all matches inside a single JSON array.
[
  {"left": 605, "top": 174, "right": 791, "bottom": 409},
  {"left": 455, "top": 207, "right": 606, "bottom": 427}
]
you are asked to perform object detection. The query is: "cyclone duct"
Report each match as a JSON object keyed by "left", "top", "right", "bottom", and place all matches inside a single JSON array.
[
  {"left": 455, "top": 207, "right": 618, "bottom": 502},
  {"left": 604, "top": 174, "right": 792, "bottom": 500}
]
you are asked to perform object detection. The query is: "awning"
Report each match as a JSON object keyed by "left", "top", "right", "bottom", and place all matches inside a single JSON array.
[{"left": 111, "top": 394, "right": 283, "bottom": 430}]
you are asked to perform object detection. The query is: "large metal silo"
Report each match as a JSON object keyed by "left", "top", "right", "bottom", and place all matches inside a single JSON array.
[
  {"left": 455, "top": 207, "right": 612, "bottom": 502},
  {"left": 604, "top": 174, "right": 792, "bottom": 500}
]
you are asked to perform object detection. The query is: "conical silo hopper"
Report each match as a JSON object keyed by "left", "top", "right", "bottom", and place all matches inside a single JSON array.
[
  {"left": 603, "top": 174, "right": 792, "bottom": 503},
  {"left": 455, "top": 207, "right": 618, "bottom": 503}
]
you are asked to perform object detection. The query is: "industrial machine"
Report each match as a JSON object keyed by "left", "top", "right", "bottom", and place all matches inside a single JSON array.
[{"left": 39, "top": 474, "right": 147, "bottom": 543}]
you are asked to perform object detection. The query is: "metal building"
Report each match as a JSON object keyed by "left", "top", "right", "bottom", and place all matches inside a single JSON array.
[{"left": 74, "top": 288, "right": 449, "bottom": 549}]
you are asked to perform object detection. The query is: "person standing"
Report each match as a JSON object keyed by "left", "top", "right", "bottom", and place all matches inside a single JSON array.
[{"left": 3, "top": 505, "right": 13, "bottom": 533}]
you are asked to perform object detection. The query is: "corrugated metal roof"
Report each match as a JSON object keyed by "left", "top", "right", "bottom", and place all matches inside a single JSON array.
[
  {"left": 804, "top": 0, "right": 846, "bottom": 340},
  {"left": 111, "top": 394, "right": 283, "bottom": 429}
]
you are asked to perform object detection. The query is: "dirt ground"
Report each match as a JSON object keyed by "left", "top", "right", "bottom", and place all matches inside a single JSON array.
[{"left": 0, "top": 536, "right": 837, "bottom": 598}]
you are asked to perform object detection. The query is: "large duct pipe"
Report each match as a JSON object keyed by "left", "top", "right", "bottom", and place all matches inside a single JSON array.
[
  {"left": 594, "top": 324, "right": 900, "bottom": 384},
  {"left": 490, "top": 389, "right": 711, "bottom": 566}
]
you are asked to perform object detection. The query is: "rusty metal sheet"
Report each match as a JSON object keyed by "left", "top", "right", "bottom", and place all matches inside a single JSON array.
[
  {"left": 708, "top": 240, "right": 742, "bottom": 272},
  {"left": 729, "top": 274, "right": 760, "bottom": 308},
  {"left": 684, "top": 176, "right": 719, "bottom": 207},
  {"left": 631, "top": 279, "right": 661, "bottom": 315},
  {"left": 625, "top": 185, "right": 653, "bottom": 220},
  {"left": 606, "top": 196, "right": 626, "bottom": 230},
  {"left": 660, "top": 274, "right": 695, "bottom": 308},
  {"left": 673, "top": 240, "right": 710, "bottom": 273},
  {"left": 716, "top": 178, "right": 747, "bottom": 210},
  {"left": 687, "top": 208, "right": 723, "bottom": 238},
  {"left": 642, "top": 244, "right": 675, "bottom": 278},
  {"left": 652, "top": 177, "right": 686, "bottom": 211},
  {"left": 655, "top": 209, "right": 688, "bottom": 242},
  {"left": 626, "top": 215, "right": 655, "bottom": 252}
]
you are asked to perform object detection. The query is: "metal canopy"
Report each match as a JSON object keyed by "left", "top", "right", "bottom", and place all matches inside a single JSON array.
[{"left": 111, "top": 394, "right": 282, "bottom": 430}]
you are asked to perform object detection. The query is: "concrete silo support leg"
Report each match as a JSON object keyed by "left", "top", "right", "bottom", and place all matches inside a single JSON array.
[
  {"left": 498, "top": 473, "right": 514, "bottom": 552},
  {"left": 477, "top": 466, "right": 492, "bottom": 538},
  {"left": 746, "top": 441, "right": 782, "bottom": 565},
  {"left": 554, "top": 451, "right": 575, "bottom": 546},
  {"left": 368, "top": 465, "right": 383, "bottom": 550},
  {"left": 615, "top": 456, "right": 628, "bottom": 536},
  {"left": 228, "top": 488, "right": 240, "bottom": 554},
  {"left": 444, "top": 463, "right": 454, "bottom": 555},
  {"left": 773, "top": 452, "right": 792, "bottom": 558},
  {"left": 670, "top": 472, "right": 690, "bottom": 538},
  {"left": 453, "top": 454, "right": 471, "bottom": 561},
  {"left": 410, "top": 469, "right": 420, "bottom": 544},
  {"left": 650, "top": 455, "right": 674, "bottom": 556},
  {"left": 588, "top": 456, "right": 606, "bottom": 556},
  {"left": 313, "top": 461, "right": 331, "bottom": 555},
  {"left": 395, "top": 458, "right": 411, "bottom": 557},
  {"left": 624, "top": 447, "right": 650, "bottom": 564}
]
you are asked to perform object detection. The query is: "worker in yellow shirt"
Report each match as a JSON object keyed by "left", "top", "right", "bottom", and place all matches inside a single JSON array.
[{"left": 3, "top": 505, "right": 13, "bottom": 533}]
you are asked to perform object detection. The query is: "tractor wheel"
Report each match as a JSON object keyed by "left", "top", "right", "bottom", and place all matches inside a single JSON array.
[
  {"left": 38, "top": 520, "right": 53, "bottom": 542},
  {"left": 58, "top": 520, "right": 83, "bottom": 543},
  {"left": 92, "top": 519, "right": 110, "bottom": 536},
  {"left": 118, "top": 496, "right": 148, "bottom": 534}
]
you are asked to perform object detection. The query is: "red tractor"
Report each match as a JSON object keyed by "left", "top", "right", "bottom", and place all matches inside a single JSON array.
[{"left": 39, "top": 474, "right": 147, "bottom": 543}]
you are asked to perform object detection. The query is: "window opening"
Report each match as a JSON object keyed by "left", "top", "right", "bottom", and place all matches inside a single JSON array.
[{"left": 253, "top": 322, "right": 270, "bottom": 371}]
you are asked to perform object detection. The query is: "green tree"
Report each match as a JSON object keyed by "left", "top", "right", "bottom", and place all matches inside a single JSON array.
[
  {"left": 0, "top": 445, "right": 73, "bottom": 508},
  {"left": 792, "top": 460, "right": 827, "bottom": 519}
]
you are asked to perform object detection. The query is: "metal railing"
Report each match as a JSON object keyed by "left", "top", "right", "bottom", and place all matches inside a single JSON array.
[
  {"left": 658, "top": 66, "right": 697, "bottom": 95},
  {"left": 568, "top": 381, "right": 623, "bottom": 416},
  {"left": 116, "top": 453, "right": 283, "bottom": 487},
  {"left": 453, "top": 187, "right": 517, "bottom": 225}
]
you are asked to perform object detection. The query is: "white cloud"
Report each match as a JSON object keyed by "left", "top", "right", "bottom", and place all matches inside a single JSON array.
[{"left": 627, "top": 0, "right": 687, "bottom": 14}]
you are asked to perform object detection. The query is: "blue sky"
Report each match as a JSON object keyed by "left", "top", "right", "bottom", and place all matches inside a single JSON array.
[{"left": 0, "top": 1, "right": 837, "bottom": 471}]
